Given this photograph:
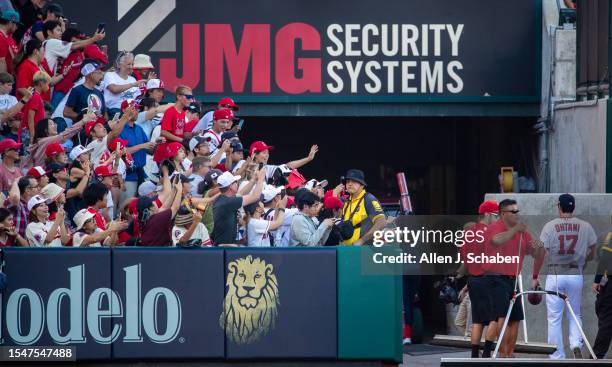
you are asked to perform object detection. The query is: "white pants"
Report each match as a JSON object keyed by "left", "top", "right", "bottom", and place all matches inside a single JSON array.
[{"left": 546, "top": 274, "right": 584, "bottom": 359}]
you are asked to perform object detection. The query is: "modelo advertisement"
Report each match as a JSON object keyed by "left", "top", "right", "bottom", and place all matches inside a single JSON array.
[
  {"left": 61, "top": 0, "right": 540, "bottom": 102},
  {"left": 0, "top": 248, "right": 337, "bottom": 360}
]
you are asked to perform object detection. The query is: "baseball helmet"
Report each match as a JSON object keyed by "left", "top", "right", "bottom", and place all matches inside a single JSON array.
[{"left": 527, "top": 285, "right": 543, "bottom": 305}]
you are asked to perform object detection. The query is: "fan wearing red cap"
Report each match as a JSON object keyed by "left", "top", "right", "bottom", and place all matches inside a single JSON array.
[
  {"left": 0, "top": 139, "right": 23, "bottom": 191},
  {"left": 85, "top": 105, "right": 136, "bottom": 166},
  {"left": 202, "top": 108, "right": 234, "bottom": 155},
  {"left": 155, "top": 85, "right": 192, "bottom": 163},
  {"left": 250, "top": 140, "right": 319, "bottom": 182},
  {"left": 164, "top": 142, "right": 188, "bottom": 173},
  {"left": 191, "top": 97, "right": 240, "bottom": 133},
  {"left": 456, "top": 199, "right": 500, "bottom": 358},
  {"left": 44, "top": 142, "right": 68, "bottom": 165},
  {"left": 27, "top": 166, "right": 49, "bottom": 188}
]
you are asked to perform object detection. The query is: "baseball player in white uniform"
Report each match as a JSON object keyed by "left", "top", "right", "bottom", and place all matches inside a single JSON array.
[{"left": 539, "top": 194, "right": 597, "bottom": 359}]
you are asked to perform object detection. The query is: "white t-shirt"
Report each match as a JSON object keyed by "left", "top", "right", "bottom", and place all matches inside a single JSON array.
[
  {"left": 0, "top": 94, "right": 17, "bottom": 111},
  {"left": 193, "top": 110, "right": 213, "bottom": 132},
  {"left": 72, "top": 228, "right": 107, "bottom": 247},
  {"left": 274, "top": 208, "right": 299, "bottom": 247},
  {"left": 102, "top": 72, "right": 141, "bottom": 109},
  {"left": 135, "top": 110, "right": 162, "bottom": 139},
  {"left": 171, "top": 223, "right": 211, "bottom": 246},
  {"left": 43, "top": 39, "right": 72, "bottom": 75},
  {"left": 87, "top": 135, "right": 109, "bottom": 166},
  {"left": 540, "top": 217, "right": 598, "bottom": 271},
  {"left": 247, "top": 218, "right": 273, "bottom": 247},
  {"left": 26, "top": 221, "right": 63, "bottom": 247}
]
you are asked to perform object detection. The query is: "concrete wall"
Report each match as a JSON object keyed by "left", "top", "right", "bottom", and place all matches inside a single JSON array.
[
  {"left": 483, "top": 193, "right": 612, "bottom": 357},
  {"left": 550, "top": 99, "right": 608, "bottom": 193}
]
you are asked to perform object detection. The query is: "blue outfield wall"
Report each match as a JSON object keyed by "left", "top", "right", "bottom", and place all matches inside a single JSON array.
[{"left": 0, "top": 247, "right": 401, "bottom": 362}]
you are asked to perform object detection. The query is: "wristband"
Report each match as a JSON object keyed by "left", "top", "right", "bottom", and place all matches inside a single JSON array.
[
  {"left": 277, "top": 208, "right": 285, "bottom": 212},
  {"left": 18, "top": 99, "right": 25, "bottom": 104}
]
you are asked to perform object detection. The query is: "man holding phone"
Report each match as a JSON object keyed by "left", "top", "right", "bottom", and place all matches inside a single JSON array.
[{"left": 64, "top": 62, "right": 107, "bottom": 121}]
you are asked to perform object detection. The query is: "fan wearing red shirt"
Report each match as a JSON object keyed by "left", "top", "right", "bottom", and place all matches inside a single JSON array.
[
  {"left": 16, "top": 39, "right": 47, "bottom": 101},
  {"left": 154, "top": 85, "right": 193, "bottom": 162},
  {"left": 483, "top": 199, "right": 545, "bottom": 358},
  {"left": 458, "top": 200, "right": 500, "bottom": 358},
  {"left": 21, "top": 70, "right": 50, "bottom": 144},
  {"left": 0, "top": 10, "right": 20, "bottom": 75}
]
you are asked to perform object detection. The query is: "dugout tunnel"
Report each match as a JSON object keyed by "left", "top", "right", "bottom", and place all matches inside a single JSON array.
[{"left": 241, "top": 114, "right": 539, "bottom": 343}]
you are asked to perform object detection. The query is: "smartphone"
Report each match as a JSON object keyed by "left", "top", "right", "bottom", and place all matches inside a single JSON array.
[
  {"left": 112, "top": 112, "right": 121, "bottom": 121},
  {"left": 237, "top": 119, "right": 245, "bottom": 129},
  {"left": 258, "top": 162, "right": 264, "bottom": 170},
  {"left": 96, "top": 22, "right": 106, "bottom": 33}
]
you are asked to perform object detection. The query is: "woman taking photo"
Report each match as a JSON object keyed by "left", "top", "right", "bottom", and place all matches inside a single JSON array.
[
  {"left": 25, "top": 195, "right": 70, "bottom": 247},
  {"left": 0, "top": 208, "right": 28, "bottom": 246}
]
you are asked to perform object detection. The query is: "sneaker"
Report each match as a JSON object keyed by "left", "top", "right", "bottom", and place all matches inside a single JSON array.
[
  {"left": 573, "top": 347, "right": 583, "bottom": 359},
  {"left": 403, "top": 337, "right": 412, "bottom": 345}
]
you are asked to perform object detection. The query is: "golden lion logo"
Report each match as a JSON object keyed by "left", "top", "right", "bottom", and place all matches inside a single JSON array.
[{"left": 220, "top": 255, "right": 280, "bottom": 345}]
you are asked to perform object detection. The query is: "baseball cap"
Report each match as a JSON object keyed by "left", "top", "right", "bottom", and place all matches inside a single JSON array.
[
  {"left": 41, "top": 183, "right": 64, "bottom": 202},
  {"left": 108, "top": 138, "right": 128, "bottom": 152},
  {"left": 27, "top": 166, "right": 47, "bottom": 179},
  {"left": 138, "top": 181, "right": 161, "bottom": 197},
  {"left": 249, "top": 141, "right": 274, "bottom": 156},
  {"left": 203, "top": 169, "right": 222, "bottom": 187},
  {"left": 146, "top": 79, "right": 164, "bottom": 90},
  {"left": 184, "top": 102, "right": 201, "bottom": 114},
  {"left": 165, "top": 142, "right": 184, "bottom": 158},
  {"left": 286, "top": 169, "right": 306, "bottom": 189},
  {"left": 305, "top": 179, "right": 328, "bottom": 191},
  {"left": 73, "top": 208, "right": 96, "bottom": 230},
  {"left": 262, "top": 185, "right": 283, "bottom": 203},
  {"left": 85, "top": 117, "right": 106, "bottom": 137},
  {"left": 221, "top": 131, "right": 238, "bottom": 142},
  {"left": 213, "top": 108, "right": 235, "bottom": 121},
  {"left": 0, "top": 9, "right": 22, "bottom": 24},
  {"left": 189, "top": 136, "right": 209, "bottom": 152},
  {"left": 1, "top": 9, "right": 22, "bottom": 24},
  {"left": 478, "top": 200, "right": 499, "bottom": 215},
  {"left": 0, "top": 139, "right": 21, "bottom": 154},
  {"left": 218, "top": 97, "right": 239, "bottom": 110},
  {"left": 81, "top": 62, "right": 102, "bottom": 77},
  {"left": 558, "top": 193, "right": 575, "bottom": 212},
  {"left": 69, "top": 145, "right": 93, "bottom": 160},
  {"left": 27, "top": 195, "right": 47, "bottom": 212},
  {"left": 324, "top": 196, "right": 343, "bottom": 210},
  {"left": 136, "top": 196, "right": 156, "bottom": 213},
  {"left": 45, "top": 143, "right": 65, "bottom": 158},
  {"left": 230, "top": 141, "right": 244, "bottom": 152},
  {"left": 217, "top": 171, "right": 241, "bottom": 188},
  {"left": 121, "top": 98, "right": 140, "bottom": 112},
  {"left": 94, "top": 165, "right": 117, "bottom": 177}
]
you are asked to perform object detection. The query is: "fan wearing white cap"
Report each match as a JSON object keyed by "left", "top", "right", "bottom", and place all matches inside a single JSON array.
[
  {"left": 261, "top": 185, "right": 299, "bottom": 247},
  {"left": 63, "top": 62, "right": 106, "bottom": 121},
  {"left": 144, "top": 79, "right": 165, "bottom": 103},
  {"left": 25, "top": 195, "right": 69, "bottom": 247},
  {"left": 72, "top": 208, "right": 127, "bottom": 247},
  {"left": 211, "top": 168, "right": 266, "bottom": 245},
  {"left": 305, "top": 179, "right": 328, "bottom": 199}
]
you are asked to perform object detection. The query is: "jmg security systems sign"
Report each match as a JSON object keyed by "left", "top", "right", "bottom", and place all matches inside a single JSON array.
[{"left": 62, "top": 0, "right": 540, "bottom": 102}]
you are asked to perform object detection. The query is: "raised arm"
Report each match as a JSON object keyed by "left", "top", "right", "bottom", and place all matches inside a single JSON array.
[
  {"left": 242, "top": 168, "right": 266, "bottom": 206},
  {"left": 286, "top": 145, "right": 318, "bottom": 169}
]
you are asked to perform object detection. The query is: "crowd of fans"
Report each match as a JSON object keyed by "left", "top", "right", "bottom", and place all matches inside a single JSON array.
[{"left": 0, "top": 1, "right": 388, "bottom": 247}]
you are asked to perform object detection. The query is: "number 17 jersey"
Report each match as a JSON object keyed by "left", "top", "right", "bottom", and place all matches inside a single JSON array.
[{"left": 540, "top": 217, "right": 597, "bottom": 271}]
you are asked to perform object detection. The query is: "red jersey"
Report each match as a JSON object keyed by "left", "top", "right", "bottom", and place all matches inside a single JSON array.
[
  {"left": 483, "top": 219, "right": 536, "bottom": 276},
  {"left": 54, "top": 50, "right": 83, "bottom": 94},
  {"left": 21, "top": 90, "right": 44, "bottom": 132},
  {"left": 459, "top": 222, "right": 489, "bottom": 276},
  {"left": 160, "top": 106, "right": 186, "bottom": 138},
  {"left": 16, "top": 59, "right": 41, "bottom": 100},
  {"left": 0, "top": 29, "right": 18, "bottom": 75},
  {"left": 184, "top": 118, "right": 198, "bottom": 133}
]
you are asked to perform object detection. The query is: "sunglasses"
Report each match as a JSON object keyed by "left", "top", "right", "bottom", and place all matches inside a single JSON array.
[
  {"left": 180, "top": 94, "right": 194, "bottom": 100},
  {"left": 502, "top": 209, "right": 520, "bottom": 214}
]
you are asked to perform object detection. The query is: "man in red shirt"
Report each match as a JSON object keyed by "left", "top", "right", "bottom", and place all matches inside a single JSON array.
[
  {"left": 154, "top": 85, "right": 193, "bottom": 162},
  {"left": 459, "top": 200, "right": 500, "bottom": 358},
  {"left": 0, "top": 9, "right": 20, "bottom": 75},
  {"left": 484, "top": 199, "right": 545, "bottom": 357},
  {"left": 21, "top": 70, "right": 50, "bottom": 143}
]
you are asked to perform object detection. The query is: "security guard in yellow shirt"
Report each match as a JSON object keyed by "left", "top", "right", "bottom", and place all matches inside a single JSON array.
[{"left": 340, "top": 169, "right": 386, "bottom": 245}]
